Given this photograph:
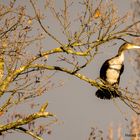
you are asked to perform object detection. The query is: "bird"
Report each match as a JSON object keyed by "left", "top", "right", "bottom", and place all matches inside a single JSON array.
[{"left": 95, "top": 43, "right": 140, "bottom": 99}]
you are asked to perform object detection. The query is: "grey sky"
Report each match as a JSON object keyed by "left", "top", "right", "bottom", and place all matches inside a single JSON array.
[{"left": 2, "top": 0, "right": 139, "bottom": 140}]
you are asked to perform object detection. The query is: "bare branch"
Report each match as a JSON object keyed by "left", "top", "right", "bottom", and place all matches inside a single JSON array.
[
  {"left": 15, "top": 127, "right": 43, "bottom": 140},
  {"left": 30, "top": 0, "right": 63, "bottom": 46},
  {"left": 0, "top": 111, "right": 54, "bottom": 133}
]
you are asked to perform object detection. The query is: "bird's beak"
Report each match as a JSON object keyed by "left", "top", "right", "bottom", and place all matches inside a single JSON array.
[
  {"left": 132, "top": 45, "right": 140, "bottom": 49},
  {"left": 126, "top": 44, "right": 140, "bottom": 50}
]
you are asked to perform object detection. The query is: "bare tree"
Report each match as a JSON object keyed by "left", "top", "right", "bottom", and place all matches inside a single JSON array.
[{"left": 0, "top": 0, "right": 140, "bottom": 139}]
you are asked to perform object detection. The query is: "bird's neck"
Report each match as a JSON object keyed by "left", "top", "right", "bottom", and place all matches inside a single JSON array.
[{"left": 117, "top": 51, "right": 124, "bottom": 62}]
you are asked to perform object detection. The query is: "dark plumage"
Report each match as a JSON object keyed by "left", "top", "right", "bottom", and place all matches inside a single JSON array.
[
  {"left": 96, "top": 58, "right": 124, "bottom": 99},
  {"left": 100, "top": 59, "right": 124, "bottom": 84},
  {"left": 95, "top": 43, "right": 140, "bottom": 99},
  {"left": 95, "top": 88, "right": 121, "bottom": 99}
]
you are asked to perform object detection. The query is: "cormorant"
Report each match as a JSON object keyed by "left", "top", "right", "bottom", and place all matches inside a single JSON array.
[{"left": 96, "top": 43, "right": 140, "bottom": 99}]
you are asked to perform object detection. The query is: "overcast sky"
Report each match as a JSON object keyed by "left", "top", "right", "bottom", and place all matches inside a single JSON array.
[{"left": 3, "top": 0, "right": 140, "bottom": 140}]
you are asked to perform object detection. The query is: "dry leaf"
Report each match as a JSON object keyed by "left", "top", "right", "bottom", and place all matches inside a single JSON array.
[
  {"left": 0, "top": 111, "right": 4, "bottom": 116},
  {"left": 28, "top": 19, "right": 32, "bottom": 25},
  {"left": 94, "top": 9, "right": 101, "bottom": 19}
]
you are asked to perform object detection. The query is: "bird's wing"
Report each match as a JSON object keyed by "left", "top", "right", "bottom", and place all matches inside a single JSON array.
[
  {"left": 120, "top": 63, "right": 124, "bottom": 75},
  {"left": 100, "top": 60, "right": 109, "bottom": 81},
  {"left": 100, "top": 58, "right": 124, "bottom": 84}
]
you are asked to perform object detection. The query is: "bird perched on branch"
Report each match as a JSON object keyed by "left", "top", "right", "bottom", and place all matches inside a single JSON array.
[{"left": 96, "top": 43, "right": 140, "bottom": 99}]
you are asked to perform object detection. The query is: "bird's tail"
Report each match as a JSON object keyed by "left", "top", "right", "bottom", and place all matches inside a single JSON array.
[{"left": 95, "top": 88, "right": 120, "bottom": 99}]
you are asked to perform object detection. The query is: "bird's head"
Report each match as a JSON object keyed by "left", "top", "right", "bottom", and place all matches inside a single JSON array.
[{"left": 118, "top": 43, "right": 140, "bottom": 54}]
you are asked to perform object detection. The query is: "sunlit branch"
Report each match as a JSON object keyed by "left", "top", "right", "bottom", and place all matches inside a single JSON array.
[
  {"left": 28, "top": 64, "right": 99, "bottom": 87},
  {"left": 0, "top": 111, "right": 54, "bottom": 133}
]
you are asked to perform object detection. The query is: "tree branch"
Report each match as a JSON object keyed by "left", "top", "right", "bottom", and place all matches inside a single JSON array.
[
  {"left": 15, "top": 127, "right": 43, "bottom": 140},
  {"left": 0, "top": 111, "right": 54, "bottom": 133},
  {"left": 27, "top": 64, "right": 99, "bottom": 87},
  {"left": 30, "top": 0, "right": 63, "bottom": 46}
]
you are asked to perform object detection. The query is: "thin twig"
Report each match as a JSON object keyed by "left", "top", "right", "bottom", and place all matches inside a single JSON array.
[{"left": 15, "top": 127, "right": 43, "bottom": 140}]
